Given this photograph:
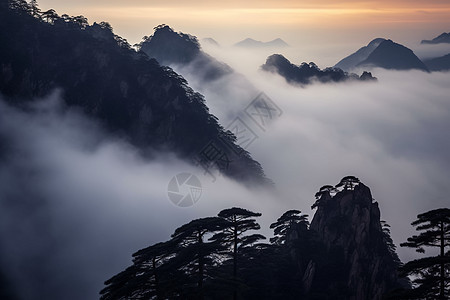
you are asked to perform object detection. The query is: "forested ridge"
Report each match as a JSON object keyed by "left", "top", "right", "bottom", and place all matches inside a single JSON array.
[{"left": 0, "top": 0, "right": 268, "bottom": 184}]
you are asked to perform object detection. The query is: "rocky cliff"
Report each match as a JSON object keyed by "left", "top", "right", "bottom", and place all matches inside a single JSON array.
[
  {"left": 287, "top": 179, "right": 408, "bottom": 299},
  {"left": 310, "top": 183, "right": 403, "bottom": 299}
]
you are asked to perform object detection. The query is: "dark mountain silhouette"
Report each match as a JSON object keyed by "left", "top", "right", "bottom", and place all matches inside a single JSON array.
[
  {"left": 424, "top": 53, "right": 450, "bottom": 71},
  {"left": 139, "top": 25, "right": 233, "bottom": 81},
  {"left": 138, "top": 25, "right": 272, "bottom": 130},
  {"left": 335, "top": 38, "right": 386, "bottom": 71},
  {"left": 357, "top": 40, "right": 429, "bottom": 71},
  {"left": 201, "top": 37, "right": 220, "bottom": 47},
  {"left": 262, "top": 54, "right": 376, "bottom": 86},
  {"left": 234, "top": 37, "right": 289, "bottom": 48},
  {"left": 101, "top": 177, "right": 409, "bottom": 299},
  {"left": 0, "top": 2, "right": 267, "bottom": 183},
  {"left": 305, "top": 179, "right": 409, "bottom": 299},
  {"left": 421, "top": 32, "right": 450, "bottom": 44}
]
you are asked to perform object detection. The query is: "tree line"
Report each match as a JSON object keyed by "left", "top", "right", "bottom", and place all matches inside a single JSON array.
[
  {"left": 100, "top": 207, "right": 311, "bottom": 299},
  {"left": 101, "top": 177, "right": 449, "bottom": 299}
]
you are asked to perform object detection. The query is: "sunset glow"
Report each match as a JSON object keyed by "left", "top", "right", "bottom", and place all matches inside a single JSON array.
[{"left": 36, "top": 0, "right": 450, "bottom": 45}]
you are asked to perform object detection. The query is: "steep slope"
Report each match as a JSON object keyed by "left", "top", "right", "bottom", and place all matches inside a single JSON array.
[
  {"left": 357, "top": 40, "right": 429, "bottom": 71},
  {"left": 424, "top": 53, "right": 450, "bottom": 71},
  {"left": 262, "top": 54, "right": 376, "bottom": 85},
  {"left": 421, "top": 32, "right": 450, "bottom": 44},
  {"left": 306, "top": 180, "right": 407, "bottom": 299},
  {"left": 0, "top": 3, "right": 267, "bottom": 183},
  {"left": 335, "top": 38, "right": 386, "bottom": 71},
  {"left": 234, "top": 37, "right": 289, "bottom": 48}
]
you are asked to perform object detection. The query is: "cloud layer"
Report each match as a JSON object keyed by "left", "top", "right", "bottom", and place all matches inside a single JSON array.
[
  {"left": 1, "top": 44, "right": 450, "bottom": 299},
  {"left": 177, "top": 46, "right": 450, "bottom": 264}
]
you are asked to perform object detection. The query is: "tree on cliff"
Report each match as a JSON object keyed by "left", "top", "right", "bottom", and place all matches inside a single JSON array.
[
  {"left": 335, "top": 175, "right": 360, "bottom": 191},
  {"left": 400, "top": 208, "right": 450, "bottom": 299},
  {"left": 270, "top": 210, "right": 308, "bottom": 245}
]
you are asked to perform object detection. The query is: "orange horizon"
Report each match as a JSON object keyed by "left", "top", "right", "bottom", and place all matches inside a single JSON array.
[{"left": 35, "top": 1, "right": 450, "bottom": 45}]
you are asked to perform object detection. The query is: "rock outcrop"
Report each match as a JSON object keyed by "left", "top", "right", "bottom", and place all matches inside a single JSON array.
[
  {"left": 287, "top": 179, "right": 408, "bottom": 299},
  {"left": 310, "top": 183, "right": 403, "bottom": 299}
]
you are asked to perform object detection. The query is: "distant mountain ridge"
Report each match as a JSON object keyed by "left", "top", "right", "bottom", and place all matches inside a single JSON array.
[
  {"left": 335, "top": 38, "right": 386, "bottom": 71},
  {"left": 262, "top": 54, "right": 376, "bottom": 85},
  {"left": 421, "top": 32, "right": 450, "bottom": 44},
  {"left": 234, "top": 37, "right": 289, "bottom": 48},
  {"left": 201, "top": 37, "right": 220, "bottom": 47},
  {"left": 424, "top": 53, "right": 450, "bottom": 71},
  {"left": 336, "top": 39, "right": 428, "bottom": 72},
  {"left": 358, "top": 40, "right": 429, "bottom": 71}
]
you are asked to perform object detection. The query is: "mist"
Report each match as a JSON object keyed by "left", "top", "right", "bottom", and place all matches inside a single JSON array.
[
  {"left": 1, "top": 34, "right": 450, "bottom": 300},
  {"left": 0, "top": 92, "right": 279, "bottom": 299},
  {"left": 173, "top": 45, "right": 450, "bottom": 265}
]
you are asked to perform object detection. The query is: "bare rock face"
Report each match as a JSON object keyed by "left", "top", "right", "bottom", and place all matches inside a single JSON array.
[{"left": 310, "top": 183, "right": 403, "bottom": 300}]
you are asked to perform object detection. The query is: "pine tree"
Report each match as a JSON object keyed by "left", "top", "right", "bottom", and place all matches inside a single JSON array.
[
  {"left": 212, "top": 207, "right": 264, "bottom": 300},
  {"left": 28, "top": 0, "right": 40, "bottom": 18},
  {"left": 100, "top": 240, "right": 185, "bottom": 299},
  {"left": 270, "top": 209, "right": 308, "bottom": 245},
  {"left": 171, "top": 216, "right": 228, "bottom": 299},
  {"left": 335, "top": 175, "right": 360, "bottom": 191},
  {"left": 400, "top": 208, "right": 450, "bottom": 299}
]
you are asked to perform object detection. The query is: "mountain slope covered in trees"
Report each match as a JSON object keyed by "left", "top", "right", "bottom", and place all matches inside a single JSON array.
[
  {"left": 139, "top": 25, "right": 233, "bottom": 82},
  {"left": 0, "top": 1, "right": 267, "bottom": 183}
]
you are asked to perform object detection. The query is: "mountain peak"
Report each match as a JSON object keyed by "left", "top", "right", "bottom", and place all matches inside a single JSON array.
[
  {"left": 201, "top": 37, "right": 220, "bottom": 47},
  {"left": 358, "top": 39, "right": 429, "bottom": 71},
  {"left": 308, "top": 180, "right": 407, "bottom": 298},
  {"left": 421, "top": 32, "right": 450, "bottom": 44},
  {"left": 234, "top": 37, "right": 289, "bottom": 48},
  {"left": 139, "top": 24, "right": 201, "bottom": 65},
  {"left": 335, "top": 38, "right": 386, "bottom": 71}
]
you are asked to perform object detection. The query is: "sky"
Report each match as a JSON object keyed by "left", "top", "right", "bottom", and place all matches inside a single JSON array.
[
  {"left": 36, "top": 0, "right": 450, "bottom": 48},
  {"left": 1, "top": 1, "right": 450, "bottom": 299}
]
